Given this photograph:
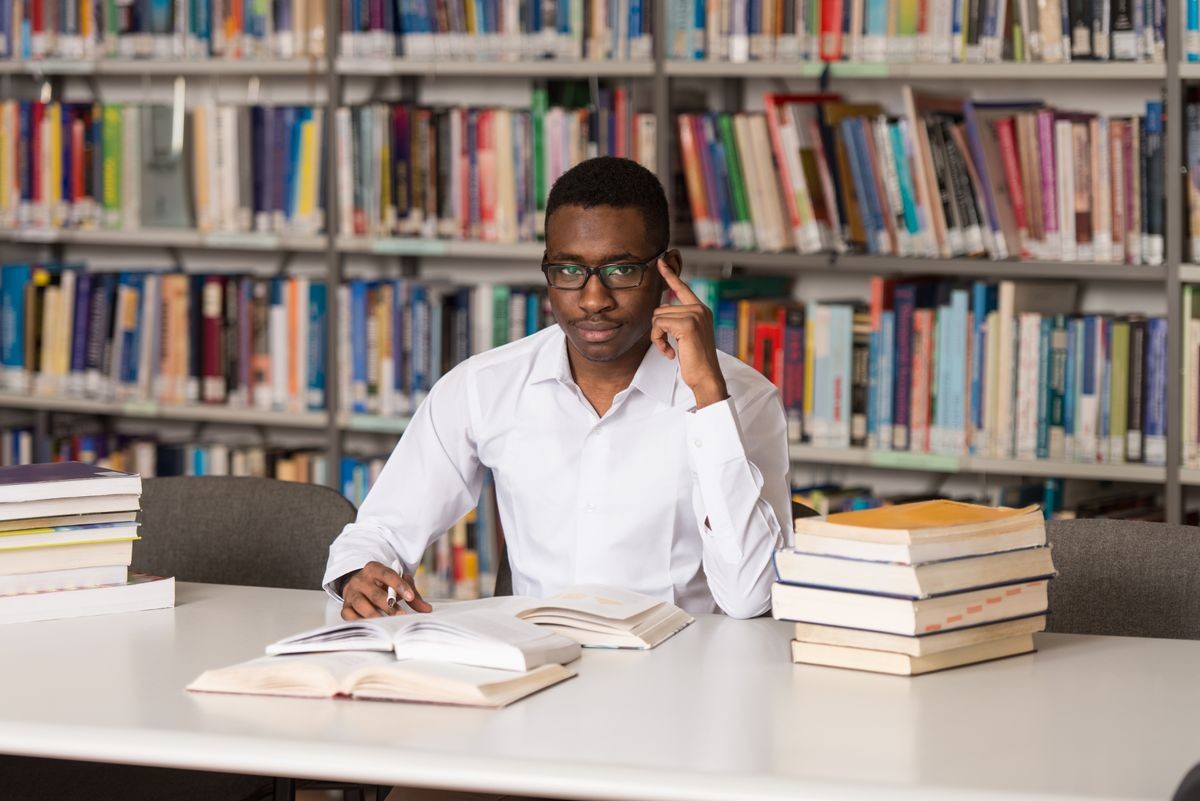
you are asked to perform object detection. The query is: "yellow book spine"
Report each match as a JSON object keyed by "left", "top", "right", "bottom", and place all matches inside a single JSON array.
[
  {"left": 48, "top": 104, "right": 63, "bottom": 209},
  {"left": 297, "top": 120, "right": 317, "bottom": 218},
  {"left": 0, "top": 102, "right": 11, "bottom": 220}
]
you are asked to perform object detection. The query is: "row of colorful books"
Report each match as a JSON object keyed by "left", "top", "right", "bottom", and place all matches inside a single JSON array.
[
  {"left": 712, "top": 275, "right": 1167, "bottom": 465},
  {"left": 0, "top": 102, "right": 325, "bottom": 235},
  {"left": 0, "top": 0, "right": 326, "bottom": 60},
  {"left": 338, "top": 279, "right": 551, "bottom": 416},
  {"left": 680, "top": 92, "right": 1165, "bottom": 264},
  {"left": 337, "top": 88, "right": 656, "bottom": 241},
  {"left": 0, "top": 265, "right": 329, "bottom": 411},
  {"left": 340, "top": 0, "right": 654, "bottom": 60},
  {"left": 668, "top": 0, "right": 1166, "bottom": 63}
]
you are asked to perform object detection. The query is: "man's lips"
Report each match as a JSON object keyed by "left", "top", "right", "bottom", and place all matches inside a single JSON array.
[{"left": 574, "top": 322, "right": 621, "bottom": 342}]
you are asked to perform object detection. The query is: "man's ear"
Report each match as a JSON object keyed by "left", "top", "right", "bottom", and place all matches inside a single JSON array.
[{"left": 663, "top": 248, "right": 683, "bottom": 277}]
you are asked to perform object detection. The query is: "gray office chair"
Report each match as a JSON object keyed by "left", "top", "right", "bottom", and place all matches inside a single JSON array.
[
  {"left": 131, "top": 475, "right": 357, "bottom": 589},
  {"left": 1045, "top": 518, "right": 1200, "bottom": 640},
  {"left": 1, "top": 476, "right": 362, "bottom": 801}
]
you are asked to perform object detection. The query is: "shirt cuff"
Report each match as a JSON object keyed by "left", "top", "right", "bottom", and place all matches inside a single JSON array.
[{"left": 684, "top": 397, "right": 749, "bottom": 468}]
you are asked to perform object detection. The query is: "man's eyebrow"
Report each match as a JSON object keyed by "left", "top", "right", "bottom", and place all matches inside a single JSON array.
[{"left": 545, "top": 251, "right": 638, "bottom": 264}]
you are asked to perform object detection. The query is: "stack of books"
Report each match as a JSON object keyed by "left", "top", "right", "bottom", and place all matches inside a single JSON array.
[
  {"left": 0, "top": 462, "right": 174, "bottom": 625},
  {"left": 772, "top": 499, "right": 1055, "bottom": 675}
]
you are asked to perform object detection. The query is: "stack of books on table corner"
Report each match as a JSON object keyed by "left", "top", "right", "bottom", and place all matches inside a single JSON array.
[
  {"left": 773, "top": 500, "right": 1055, "bottom": 676},
  {"left": 0, "top": 462, "right": 174, "bottom": 625}
]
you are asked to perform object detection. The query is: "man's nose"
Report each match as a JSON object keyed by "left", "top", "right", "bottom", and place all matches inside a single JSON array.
[{"left": 577, "top": 275, "right": 616, "bottom": 315}]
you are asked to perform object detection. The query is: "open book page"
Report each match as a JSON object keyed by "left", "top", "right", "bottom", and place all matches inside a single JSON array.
[
  {"left": 267, "top": 608, "right": 580, "bottom": 671},
  {"left": 348, "top": 661, "right": 576, "bottom": 707},
  {"left": 188, "top": 651, "right": 392, "bottom": 698}
]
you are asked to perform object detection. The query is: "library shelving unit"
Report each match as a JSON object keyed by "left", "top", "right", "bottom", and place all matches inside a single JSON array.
[{"left": 0, "top": 0, "right": 1195, "bottom": 522}]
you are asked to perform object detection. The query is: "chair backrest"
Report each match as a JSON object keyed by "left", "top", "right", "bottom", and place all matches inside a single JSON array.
[
  {"left": 130, "top": 476, "right": 358, "bottom": 591},
  {"left": 1045, "top": 518, "right": 1200, "bottom": 640}
]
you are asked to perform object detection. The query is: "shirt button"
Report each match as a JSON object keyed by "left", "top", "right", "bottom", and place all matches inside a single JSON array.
[{"left": 693, "top": 438, "right": 703, "bottom": 448}]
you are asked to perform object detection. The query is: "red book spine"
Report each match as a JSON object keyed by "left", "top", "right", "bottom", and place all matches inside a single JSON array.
[
  {"left": 478, "top": 109, "right": 497, "bottom": 242},
  {"left": 677, "top": 113, "right": 714, "bottom": 247},
  {"left": 995, "top": 118, "right": 1029, "bottom": 256},
  {"left": 31, "top": 102, "right": 44, "bottom": 207},
  {"left": 71, "top": 116, "right": 85, "bottom": 205},
  {"left": 201, "top": 276, "right": 226, "bottom": 404},
  {"left": 910, "top": 308, "right": 935, "bottom": 453},
  {"left": 820, "top": 0, "right": 844, "bottom": 60}
]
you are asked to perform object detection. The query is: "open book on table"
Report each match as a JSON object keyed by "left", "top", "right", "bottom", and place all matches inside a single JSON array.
[
  {"left": 188, "top": 651, "right": 574, "bottom": 708},
  {"left": 494, "top": 584, "right": 696, "bottom": 649},
  {"left": 267, "top": 608, "right": 581, "bottom": 672}
]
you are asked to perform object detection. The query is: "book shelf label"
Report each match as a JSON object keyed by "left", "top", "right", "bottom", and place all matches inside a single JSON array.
[
  {"left": 371, "top": 239, "right": 450, "bottom": 256},
  {"left": 868, "top": 451, "right": 960, "bottom": 472},
  {"left": 345, "top": 415, "right": 411, "bottom": 433}
]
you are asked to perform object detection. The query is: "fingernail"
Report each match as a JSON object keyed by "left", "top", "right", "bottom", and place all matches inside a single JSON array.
[{"left": 404, "top": 591, "right": 414, "bottom": 601}]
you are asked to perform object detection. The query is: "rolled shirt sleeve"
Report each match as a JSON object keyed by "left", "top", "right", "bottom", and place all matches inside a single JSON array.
[
  {"left": 322, "top": 363, "right": 485, "bottom": 600},
  {"left": 685, "top": 390, "right": 791, "bottom": 619}
]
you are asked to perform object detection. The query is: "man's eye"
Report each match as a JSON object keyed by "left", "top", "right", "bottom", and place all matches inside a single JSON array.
[
  {"left": 557, "top": 265, "right": 585, "bottom": 276},
  {"left": 605, "top": 265, "right": 637, "bottom": 277}
]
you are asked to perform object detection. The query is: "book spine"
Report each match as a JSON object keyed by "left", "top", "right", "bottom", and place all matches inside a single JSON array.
[{"left": 1125, "top": 316, "right": 1146, "bottom": 462}]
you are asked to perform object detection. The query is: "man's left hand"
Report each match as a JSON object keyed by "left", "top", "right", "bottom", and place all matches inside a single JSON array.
[{"left": 651, "top": 259, "right": 729, "bottom": 409}]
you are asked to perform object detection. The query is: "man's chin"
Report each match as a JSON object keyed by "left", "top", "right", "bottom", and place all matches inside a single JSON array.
[{"left": 566, "top": 336, "right": 626, "bottom": 363}]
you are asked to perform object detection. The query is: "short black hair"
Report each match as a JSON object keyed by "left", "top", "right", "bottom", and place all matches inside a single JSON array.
[{"left": 544, "top": 157, "right": 669, "bottom": 252}]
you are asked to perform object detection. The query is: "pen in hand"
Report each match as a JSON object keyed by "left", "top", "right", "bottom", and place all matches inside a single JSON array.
[{"left": 386, "top": 559, "right": 401, "bottom": 611}]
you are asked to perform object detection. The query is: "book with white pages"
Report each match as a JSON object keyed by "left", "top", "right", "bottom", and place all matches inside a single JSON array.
[
  {"left": 0, "top": 539, "right": 134, "bottom": 575},
  {"left": 267, "top": 608, "right": 581, "bottom": 672},
  {"left": 0, "top": 522, "right": 140, "bottom": 551},
  {"left": 0, "top": 564, "right": 128, "bottom": 596},
  {"left": 0, "top": 574, "right": 174, "bottom": 625},
  {"left": 188, "top": 651, "right": 574, "bottom": 708},
  {"left": 0, "top": 462, "right": 142, "bottom": 503},
  {"left": 0, "top": 511, "right": 137, "bottom": 533},
  {"left": 0, "top": 494, "right": 142, "bottom": 522},
  {"left": 499, "top": 584, "right": 695, "bottom": 649}
]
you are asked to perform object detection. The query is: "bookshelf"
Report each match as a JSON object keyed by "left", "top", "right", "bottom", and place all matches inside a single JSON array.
[{"left": 0, "top": 1, "right": 1195, "bottom": 523}]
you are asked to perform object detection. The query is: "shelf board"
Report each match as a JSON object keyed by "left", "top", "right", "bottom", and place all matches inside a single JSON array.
[
  {"left": 1181, "top": 63, "right": 1200, "bottom": 80},
  {"left": 0, "top": 394, "right": 329, "bottom": 428},
  {"left": 0, "top": 58, "right": 323, "bottom": 76},
  {"left": 338, "top": 237, "right": 543, "bottom": 260},
  {"left": 1180, "top": 265, "right": 1200, "bottom": 283},
  {"left": 665, "top": 60, "right": 1167, "bottom": 80},
  {"left": 1, "top": 229, "right": 327, "bottom": 252},
  {"left": 789, "top": 444, "right": 1167, "bottom": 482},
  {"left": 1180, "top": 468, "right": 1200, "bottom": 486},
  {"left": 682, "top": 248, "right": 1167, "bottom": 281},
  {"left": 340, "top": 414, "right": 412, "bottom": 434},
  {"left": 337, "top": 58, "right": 655, "bottom": 78}
]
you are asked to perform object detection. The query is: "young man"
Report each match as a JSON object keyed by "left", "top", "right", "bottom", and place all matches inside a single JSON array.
[{"left": 324, "top": 156, "right": 791, "bottom": 620}]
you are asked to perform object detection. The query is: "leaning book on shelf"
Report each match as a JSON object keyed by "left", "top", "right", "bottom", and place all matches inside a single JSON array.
[{"left": 188, "top": 651, "right": 574, "bottom": 708}]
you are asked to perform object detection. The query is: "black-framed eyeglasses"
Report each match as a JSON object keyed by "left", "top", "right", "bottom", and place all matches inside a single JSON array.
[{"left": 541, "top": 250, "right": 668, "bottom": 291}]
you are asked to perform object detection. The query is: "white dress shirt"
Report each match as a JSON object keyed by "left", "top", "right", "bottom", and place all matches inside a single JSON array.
[{"left": 323, "top": 324, "right": 792, "bottom": 619}]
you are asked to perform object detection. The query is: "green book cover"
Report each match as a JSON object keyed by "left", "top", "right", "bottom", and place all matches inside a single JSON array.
[
  {"left": 101, "top": 104, "right": 122, "bottom": 228},
  {"left": 492, "top": 285, "right": 512, "bottom": 349},
  {"left": 1109, "top": 320, "right": 1130, "bottom": 462},
  {"left": 532, "top": 85, "right": 548, "bottom": 221},
  {"left": 1048, "top": 314, "right": 1069, "bottom": 460},
  {"left": 715, "top": 113, "right": 754, "bottom": 250}
]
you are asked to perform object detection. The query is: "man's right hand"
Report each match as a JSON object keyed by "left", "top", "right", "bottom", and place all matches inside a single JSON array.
[{"left": 340, "top": 561, "right": 433, "bottom": 620}]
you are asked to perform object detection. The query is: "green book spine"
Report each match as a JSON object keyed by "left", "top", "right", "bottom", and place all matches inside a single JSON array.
[
  {"left": 716, "top": 113, "right": 753, "bottom": 248},
  {"left": 101, "top": 104, "right": 122, "bottom": 228},
  {"left": 532, "top": 85, "right": 548, "bottom": 226},
  {"left": 1109, "top": 320, "right": 1130, "bottom": 463},
  {"left": 492, "top": 285, "right": 511, "bottom": 349}
]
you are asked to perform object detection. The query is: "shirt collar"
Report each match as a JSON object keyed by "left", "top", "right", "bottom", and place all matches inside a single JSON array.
[{"left": 529, "top": 326, "right": 679, "bottom": 406}]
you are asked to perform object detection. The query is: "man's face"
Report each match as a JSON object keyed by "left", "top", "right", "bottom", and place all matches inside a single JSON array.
[{"left": 544, "top": 205, "right": 671, "bottom": 364}]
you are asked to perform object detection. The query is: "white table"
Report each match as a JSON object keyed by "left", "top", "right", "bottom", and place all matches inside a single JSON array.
[{"left": 0, "top": 582, "right": 1197, "bottom": 801}]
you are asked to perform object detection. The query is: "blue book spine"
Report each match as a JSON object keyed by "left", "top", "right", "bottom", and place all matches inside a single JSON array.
[
  {"left": 340, "top": 456, "right": 358, "bottom": 500},
  {"left": 350, "top": 279, "right": 368, "bottom": 413},
  {"left": 891, "top": 284, "right": 916, "bottom": 451},
  {"left": 558, "top": 0, "right": 569, "bottom": 33},
  {"left": 968, "top": 281, "right": 988, "bottom": 442},
  {"left": 18, "top": 104, "right": 31, "bottom": 204},
  {"left": 70, "top": 270, "right": 92, "bottom": 376},
  {"left": 284, "top": 107, "right": 304, "bottom": 223},
  {"left": 0, "top": 265, "right": 31, "bottom": 375},
  {"left": 889, "top": 122, "right": 921, "bottom": 237},
  {"left": 702, "top": 114, "right": 734, "bottom": 248},
  {"left": 526, "top": 291, "right": 539, "bottom": 336},
  {"left": 850, "top": 118, "right": 885, "bottom": 253},
  {"left": 119, "top": 273, "right": 144, "bottom": 387},
  {"left": 715, "top": 299, "right": 738, "bottom": 356},
  {"left": 692, "top": 0, "right": 705, "bottom": 57},
  {"left": 1099, "top": 318, "right": 1111, "bottom": 458},
  {"left": 951, "top": 289, "right": 969, "bottom": 454},
  {"left": 410, "top": 283, "right": 429, "bottom": 400},
  {"left": 1189, "top": 0, "right": 1199, "bottom": 60},
  {"left": 1064, "top": 317, "right": 1077, "bottom": 446},
  {"left": 307, "top": 283, "right": 327, "bottom": 411},
  {"left": 392, "top": 279, "right": 407, "bottom": 399},
  {"left": 879, "top": 310, "right": 895, "bottom": 450},
  {"left": 1036, "top": 316, "right": 1051, "bottom": 459},
  {"left": 0, "top": 0, "right": 10, "bottom": 59},
  {"left": 1144, "top": 317, "right": 1167, "bottom": 465},
  {"left": 194, "top": 0, "right": 210, "bottom": 51},
  {"left": 628, "top": 0, "right": 641, "bottom": 50},
  {"left": 61, "top": 107, "right": 73, "bottom": 208}
]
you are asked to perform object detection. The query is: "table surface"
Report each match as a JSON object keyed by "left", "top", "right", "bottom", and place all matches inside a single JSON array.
[{"left": 0, "top": 582, "right": 1197, "bottom": 801}]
